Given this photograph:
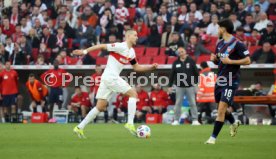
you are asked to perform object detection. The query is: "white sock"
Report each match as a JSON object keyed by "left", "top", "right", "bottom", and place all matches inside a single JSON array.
[
  {"left": 78, "top": 107, "right": 100, "bottom": 129},
  {"left": 127, "top": 97, "right": 137, "bottom": 125}
]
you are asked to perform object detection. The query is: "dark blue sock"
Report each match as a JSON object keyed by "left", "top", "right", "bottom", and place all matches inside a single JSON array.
[{"left": 211, "top": 121, "right": 224, "bottom": 138}]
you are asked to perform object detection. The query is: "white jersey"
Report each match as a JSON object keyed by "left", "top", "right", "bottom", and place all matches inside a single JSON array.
[{"left": 103, "top": 42, "right": 136, "bottom": 78}]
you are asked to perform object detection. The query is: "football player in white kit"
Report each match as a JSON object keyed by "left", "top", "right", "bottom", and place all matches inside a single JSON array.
[{"left": 72, "top": 30, "right": 158, "bottom": 138}]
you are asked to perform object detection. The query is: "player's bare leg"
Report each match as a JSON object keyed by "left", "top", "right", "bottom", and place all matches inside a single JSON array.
[
  {"left": 205, "top": 101, "right": 228, "bottom": 144},
  {"left": 74, "top": 99, "right": 107, "bottom": 138},
  {"left": 124, "top": 88, "right": 138, "bottom": 136}
]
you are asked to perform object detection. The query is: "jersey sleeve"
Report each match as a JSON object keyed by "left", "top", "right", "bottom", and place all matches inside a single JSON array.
[
  {"left": 106, "top": 43, "right": 126, "bottom": 54},
  {"left": 236, "top": 42, "right": 250, "bottom": 58}
]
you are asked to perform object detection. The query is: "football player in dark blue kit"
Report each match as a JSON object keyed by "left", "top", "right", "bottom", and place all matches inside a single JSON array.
[{"left": 205, "top": 19, "right": 251, "bottom": 144}]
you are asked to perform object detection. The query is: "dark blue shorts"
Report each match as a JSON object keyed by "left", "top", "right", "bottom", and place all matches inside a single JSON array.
[
  {"left": 215, "top": 85, "right": 237, "bottom": 106},
  {"left": 49, "top": 87, "right": 63, "bottom": 104},
  {"left": 2, "top": 94, "right": 17, "bottom": 107}
]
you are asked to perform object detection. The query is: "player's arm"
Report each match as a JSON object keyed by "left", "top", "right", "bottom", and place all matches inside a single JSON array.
[
  {"left": 221, "top": 42, "right": 251, "bottom": 65},
  {"left": 210, "top": 53, "right": 219, "bottom": 65},
  {"left": 72, "top": 44, "right": 108, "bottom": 56},
  {"left": 132, "top": 62, "right": 158, "bottom": 72}
]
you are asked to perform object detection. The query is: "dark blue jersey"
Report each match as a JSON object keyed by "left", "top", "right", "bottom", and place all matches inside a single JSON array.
[{"left": 215, "top": 36, "right": 249, "bottom": 87}]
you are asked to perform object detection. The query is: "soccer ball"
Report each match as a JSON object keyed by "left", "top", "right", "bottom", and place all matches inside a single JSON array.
[{"left": 137, "top": 125, "right": 151, "bottom": 138}]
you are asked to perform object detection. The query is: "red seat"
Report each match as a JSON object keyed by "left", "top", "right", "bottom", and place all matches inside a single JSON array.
[
  {"left": 197, "top": 55, "right": 210, "bottom": 64},
  {"left": 32, "top": 48, "right": 39, "bottom": 61},
  {"left": 167, "top": 56, "right": 178, "bottom": 64},
  {"left": 160, "top": 47, "right": 166, "bottom": 56},
  {"left": 272, "top": 47, "right": 276, "bottom": 55},
  {"left": 269, "top": 15, "right": 276, "bottom": 21},
  {"left": 152, "top": 56, "right": 166, "bottom": 64},
  {"left": 145, "top": 47, "right": 159, "bottom": 57},
  {"left": 89, "top": 50, "right": 100, "bottom": 58},
  {"left": 249, "top": 46, "right": 261, "bottom": 55},
  {"left": 210, "top": 36, "right": 218, "bottom": 45},
  {"left": 138, "top": 57, "right": 152, "bottom": 64},
  {"left": 96, "top": 57, "right": 108, "bottom": 65},
  {"left": 67, "top": 38, "right": 73, "bottom": 49},
  {"left": 205, "top": 45, "right": 216, "bottom": 53},
  {"left": 134, "top": 47, "right": 145, "bottom": 56}
]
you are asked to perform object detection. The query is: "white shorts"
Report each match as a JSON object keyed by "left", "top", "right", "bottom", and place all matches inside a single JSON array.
[{"left": 96, "top": 76, "right": 131, "bottom": 101}]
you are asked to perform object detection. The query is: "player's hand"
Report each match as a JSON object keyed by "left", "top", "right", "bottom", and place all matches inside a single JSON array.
[
  {"left": 72, "top": 49, "right": 84, "bottom": 56},
  {"left": 151, "top": 63, "right": 158, "bottom": 70},
  {"left": 210, "top": 53, "right": 217, "bottom": 61},
  {"left": 221, "top": 56, "right": 233, "bottom": 64}
]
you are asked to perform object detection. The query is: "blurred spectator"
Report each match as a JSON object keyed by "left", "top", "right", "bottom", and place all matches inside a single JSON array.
[
  {"left": 100, "top": 8, "right": 113, "bottom": 36},
  {"left": 186, "top": 3, "right": 203, "bottom": 22},
  {"left": 206, "top": 14, "right": 219, "bottom": 36},
  {"left": 68, "top": 86, "right": 91, "bottom": 119},
  {"left": 27, "top": 28, "right": 40, "bottom": 49},
  {"left": 0, "top": 61, "right": 18, "bottom": 122},
  {"left": 33, "top": 54, "right": 47, "bottom": 65},
  {"left": 259, "top": 21, "right": 276, "bottom": 46},
  {"left": 231, "top": 0, "right": 242, "bottom": 12},
  {"left": 114, "top": 0, "right": 129, "bottom": 26},
  {"left": 55, "top": 5, "right": 68, "bottom": 28},
  {"left": 267, "top": 0, "right": 276, "bottom": 17},
  {"left": 19, "top": 35, "right": 32, "bottom": 60},
  {"left": 143, "top": 7, "right": 157, "bottom": 27},
  {"left": 156, "top": 16, "right": 166, "bottom": 36},
  {"left": 235, "top": 27, "right": 246, "bottom": 44},
  {"left": 75, "top": 19, "right": 96, "bottom": 49},
  {"left": 26, "top": 73, "right": 48, "bottom": 113},
  {"left": 39, "top": 43, "right": 51, "bottom": 62},
  {"left": 268, "top": 69, "right": 276, "bottom": 95},
  {"left": 243, "top": 14, "right": 256, "bottom": 34},
  {"left": 20, "top": 17, "right": 32, "bottom": 36},
  {"left": 246, "top": 29, "right": 260, "bottom": 47},
  {"left": 10, "top": 43, "right": 27, "bottom": 65},
  {"left": 0, "top": 44, "right": 9, "bottom": 64},
  {"left": 80, "top": 6, "right": 98, "bottom": 28},
  {"left": 0, "top": 28, "right": 7, "bottom": 44},
  {"left": 33, "top": 18, "right": 43, "bottom": 38},
  {"left": 159, "top": 4, "right": 172, "bottom": 23},
  {"left": 181, "top": 12, "right": 198, "bottom": 32},
  {"left": 1, "top": 17, "right": 15, "bottom": 37},
  {"left": 236, "top": 2, "right": 247, "bottom": 24},
  {"left": 252, "top": 4, "right": 262, "bottom": 22},
  {"left": 31, "top": 6, "right": 46, "bottom": 25},
  {"left": 133, "top": 18, "right": 149, "bottom": 45},
  {"left": 200, "top": 0, "right": 212, "bottom": 13},
  {"left": 147, "top": 24, "right": 161, "bottom": 47},
  {"left": 177, "top": 4, "right": 188, "bottom": 25},
  {"left": 215, "top": 0, "right": 225, "bottom": 13},
  {"left": 196, "top": 12, "right": 211, "bottom": 34},
  {"left": 253, "top": 81, "right": 268, "bottom": 96},
  {"left": 230, "top": 13, "right": 242, "bottom": 32},
  {"left": 135, "top": 85, "right": 151, "bottom": 122},
  {"left": 185, "top": 34, "right": 211, "bottom": 58},
  {"left": 149, "top": 84, "right": 169, "bottom": 114},
  {"left": 10, "top": 6, "right": 20, "bottom": 26},
  {"left": 169, "top": 16, "right": 181, "bottom": 33},
  {"left": 210, "top": 3, "right": 220, "bottom": 18},
  {"left": 12, "top": 25, "right": 24, "bottom": 43},
  {"left": 35, "top": 0, "right": 48, "bottom": 12},
  {"left": 166, "top": 32, "right": 184, "bottom": 56},
  {"left": 59, "top": 20, "right": 76, "bottom": 39},
  {"left": 245, "top": 0, "right": 255, "bottom": 13},
  {"left": 41, "top": 26, "right": 57, "bottom": 50},
  {"left": 98, "top": 0, "right": 115, "bottom": 15},
  {"left": 55, "top": 27, "right": 68, "bottom": 51},
  {"left": 163, "top": 0, "right": 178, "bottom": 15},
  {"left": 251, "top": 42, "right": 275, "bottom": 63},
  {"left": 256, "top": 0, "right": 270, "bottom": 12},
  {"left": 19, "top": 2, "right": 30, "bottom": 18},
  {"left": 161, "top": 25, "right": 173, "bottom": 47},
  {"left": 5, "top": 36, "right": 14, "bottom": 57},
  {"left": 220, "top": 3, "right": 232, "bottom": 20},
  {"left": 254, "top": 12, "right": 270, "bottom": 31}
]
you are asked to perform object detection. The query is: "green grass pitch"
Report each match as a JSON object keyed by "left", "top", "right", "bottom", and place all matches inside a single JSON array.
[{"left": 0, "top": 124, "right": 275, "bottom": 159}]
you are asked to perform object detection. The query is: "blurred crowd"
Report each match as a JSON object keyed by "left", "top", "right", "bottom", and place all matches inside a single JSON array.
[{"left": 0, "top": 0, "right": 275, "bottom": 65}]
